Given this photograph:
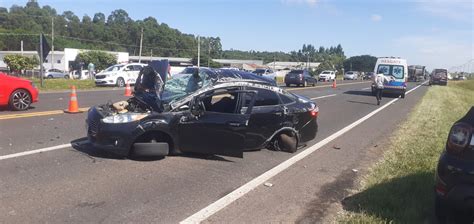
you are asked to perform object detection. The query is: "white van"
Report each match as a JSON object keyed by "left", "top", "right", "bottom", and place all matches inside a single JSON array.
[
  {"left": 372, "top": 57, "right": 408, "bottom": 98},
  {"left": 95, "top": 63, "right": 147, "bottom": 87}
]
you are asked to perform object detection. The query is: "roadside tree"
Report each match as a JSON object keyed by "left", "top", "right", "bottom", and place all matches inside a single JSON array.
[{"left": 74, "top": 51, "right": 116, "bottom": 71}]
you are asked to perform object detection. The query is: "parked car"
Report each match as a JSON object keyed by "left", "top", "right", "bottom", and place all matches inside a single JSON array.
[
  {"left": 0, "top": 73, "right": 39, "bottom": 111},
  {"left": 343, "top": 71, "right": 359, "bottom": 80},
  {"left": 284, "top": 69, "right": 317, "bottom": 87},
  {"left": 430, "top": 69, "right": 448, "bottom": 86},
  {"left": 318, "top": 70, "right": 336, "bottom": 82},
  {"left": 364, "top": 72, "right": 375, "bottom": 80},
  {"left": 44, "top": 69, "right": 69, "bottom": 79},
  {"left": 435, "top": 107, "right": 474, "bottom": 223},
  {"left": 71, "top": 70, "right": 90, "bottom": 80},
  {"left": 95, "top": 63, "right": 147, "bottom": 87},
  {"left": 86, "top": 68, "right": 318, "bottom": 158},
  {"left": 252, "top": 68, "right": 277, "bottom": 80}
]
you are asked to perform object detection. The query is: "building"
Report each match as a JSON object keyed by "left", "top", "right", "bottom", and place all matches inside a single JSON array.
[
  {"left": 265, "top": 61, "right": 321, "bottom": 71},
  {"left": 0, "top": 48, "right": 129, "bottom": 72}
]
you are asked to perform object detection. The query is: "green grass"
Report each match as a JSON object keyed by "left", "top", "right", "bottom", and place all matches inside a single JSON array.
[
  {"left": 339, "top": 80, "right": 474, "bottom": 223},
  {"left": 29, "top": 78, "right": 105, "bottom": 91}
]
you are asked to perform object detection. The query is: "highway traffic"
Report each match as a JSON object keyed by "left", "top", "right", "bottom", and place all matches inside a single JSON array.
[{"left": 0, "top": 80, "right": 428, "bottom": 223}]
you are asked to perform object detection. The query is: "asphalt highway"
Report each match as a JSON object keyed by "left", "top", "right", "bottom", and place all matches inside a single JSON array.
[{"left": 0, "top": 80, "right": 428, "bottom": 223}]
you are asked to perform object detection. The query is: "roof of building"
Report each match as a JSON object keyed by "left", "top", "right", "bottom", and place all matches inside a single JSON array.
[
  {"left": 212, "top": 59, "right": 264, "bottom": 65},
  {"left": 129, "top": 56, "right": 192, "bottom": 63}
]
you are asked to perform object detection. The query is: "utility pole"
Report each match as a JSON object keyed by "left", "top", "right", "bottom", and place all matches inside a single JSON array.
[
  {"left": 207, "top": 40, "right": 211, "bottom": 67},
  {"left": 51, "top": 17, "right": 54, "bottom": 70},
  {"left": 197, "top": 36, "right": 201, "bottom": 68},
  {"left": 138, "top": 27, "right": 144, "bottom": 63},
  {"left": 150, "top": 49, "right": 153, "bottom": 61},
  {"left": 39, "top": 34, "right": 44, "bottom": 88},
  {"left": 20, "top": 40, "right": 23, "bottom": 55}
]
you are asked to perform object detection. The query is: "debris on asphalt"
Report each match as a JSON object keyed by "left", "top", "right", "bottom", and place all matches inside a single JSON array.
[
  {"left": 48, "top": 118, "right": 54, "bottom": 121},
  {"left": 264, "top": 182, "right": 273, "bottom": 187},
  {"left": 374, "top": 144, "right": 378, "bottom": 148},
  {"left": 333, "top": 145, "right": 341, "bottom": 150},
  {"left": 352, "top": 169, "right": 358, "bottom": 173}
]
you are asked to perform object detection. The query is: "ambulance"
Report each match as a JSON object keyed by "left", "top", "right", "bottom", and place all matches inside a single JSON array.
[{"left": 371, "top": 57, "right": 408, "bottom": 98}]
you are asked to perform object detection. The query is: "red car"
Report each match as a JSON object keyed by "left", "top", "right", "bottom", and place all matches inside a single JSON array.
[{"left": 0, "top": 73, "right": 39, "bottom": 110}]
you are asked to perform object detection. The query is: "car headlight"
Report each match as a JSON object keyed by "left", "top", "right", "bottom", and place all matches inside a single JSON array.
[{"left": 101, "top": 113, "right": 148, "bottom": 124}]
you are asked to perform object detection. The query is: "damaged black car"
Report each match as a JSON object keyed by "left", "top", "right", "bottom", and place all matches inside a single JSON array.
[{"left": 86, "top": 66, "right": 318, "bottom": 158}]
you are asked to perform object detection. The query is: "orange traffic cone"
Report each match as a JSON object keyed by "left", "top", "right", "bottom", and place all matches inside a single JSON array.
[
  {"left": 332, "top": 79, "right": 337, "bottom": 89},
  {"left": 64, "top": 85, "right": 82, "bottom": 113},
  {"left": 124, "top": 81, "right": 132, "bottom": 97}
]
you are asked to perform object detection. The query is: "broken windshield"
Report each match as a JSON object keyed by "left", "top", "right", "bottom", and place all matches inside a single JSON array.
[{"left": 162, "top": 71, "right": 213, "bottom": 104}]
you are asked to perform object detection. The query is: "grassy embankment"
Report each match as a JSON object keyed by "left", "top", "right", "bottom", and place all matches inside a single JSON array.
[
  {"left": 340, "top": 80, "right": 474, "bottom": 223},
  {"left": 29, "top": 78, "right": 104, "bottom": 91}
]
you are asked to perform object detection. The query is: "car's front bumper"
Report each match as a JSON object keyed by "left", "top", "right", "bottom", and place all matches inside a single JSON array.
[
  {"left": 86, "top": 107, "right": 139, "bottom": 156},
  {"left": 95, "top": 78, "right": 116, "bottom": 86}
]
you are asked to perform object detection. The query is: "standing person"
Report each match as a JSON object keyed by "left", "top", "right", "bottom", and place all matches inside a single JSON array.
[{"left": 373, "top": 72, "right": 393, "bottom": 105}]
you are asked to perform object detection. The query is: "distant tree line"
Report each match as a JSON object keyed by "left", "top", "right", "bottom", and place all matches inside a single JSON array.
[{"left": 0, "top": 0, "right": 347, "bottom": 71}]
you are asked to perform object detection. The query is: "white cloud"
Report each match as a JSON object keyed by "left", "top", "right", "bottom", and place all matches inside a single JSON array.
[
  {"left": 281, "top": 0, "right": 319, "bottom": 7},
  {"left": 394, "top": 34, "right": 473, "bottom": 70},
  {"left": 417, "top": 0, "right": 473, "bottom": 23},
  {"left": 371, "top": 14, "right": 382, "bottom": 22}
]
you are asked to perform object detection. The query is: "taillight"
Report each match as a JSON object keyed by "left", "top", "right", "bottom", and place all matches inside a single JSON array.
[
  {"left": 310, "top": 105, "right": 319, "bottom": 117},
  {"left": 447, "top": 123, "right": 472, "bottom": 153}
]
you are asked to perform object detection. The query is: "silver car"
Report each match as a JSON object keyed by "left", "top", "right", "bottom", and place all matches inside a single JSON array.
[
  {"left": 343, "top": 71, "right": 359, "bottom": 80},
  {"left": 44, "top": 69, "right": 69, "bottom": 79}
]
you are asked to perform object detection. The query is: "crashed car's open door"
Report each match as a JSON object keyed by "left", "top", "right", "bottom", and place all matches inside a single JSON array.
[{"left": 178, "top": 90, "right": 256, "bottom": 158}]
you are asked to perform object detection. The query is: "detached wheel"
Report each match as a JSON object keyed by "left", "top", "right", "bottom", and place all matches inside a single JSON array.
[
  {"left": 274, "top": 133, "right": 297, "bottom": 153},
  {"left": 116, "top": 78, "right": 125, "bottom": 87},
  {"left": 9, "top": 89, "right": 31, "bottom": 111}
]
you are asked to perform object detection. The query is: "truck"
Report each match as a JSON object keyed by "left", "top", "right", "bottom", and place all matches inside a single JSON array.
[{"left": 408, "top": 65, "right": 425, "bottom": 82}]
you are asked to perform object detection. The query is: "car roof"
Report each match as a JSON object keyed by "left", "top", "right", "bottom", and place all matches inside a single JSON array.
[{"left": 169, "top": 81, "right": 283, "bottom": 110}]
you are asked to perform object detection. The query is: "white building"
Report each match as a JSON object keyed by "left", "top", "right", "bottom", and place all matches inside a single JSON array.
[{"left": 0, "top": 48, "right": 129, "bottom": 72}]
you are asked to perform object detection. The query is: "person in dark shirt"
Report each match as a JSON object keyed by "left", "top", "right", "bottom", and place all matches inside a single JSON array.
[{"left": 134, "top": 66, "right": 164, "bottom": 112}]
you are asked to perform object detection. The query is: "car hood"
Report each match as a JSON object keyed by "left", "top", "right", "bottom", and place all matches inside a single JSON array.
[{"left": 0, "top": 73, "right": 30, "bottom": 83}]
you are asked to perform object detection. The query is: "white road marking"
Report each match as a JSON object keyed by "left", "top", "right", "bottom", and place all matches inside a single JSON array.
[
  {"left": 362, "top": 87, "right": 371, "bottom": 90},
  {"left": 0, "top": 141, "right": 87, "bottom": 161},
  {"left": 180, "top": 81, "right": 427, "bottom": 224},
  {"left": 310, "top": 94, "right": 337, "bottom": 100}
]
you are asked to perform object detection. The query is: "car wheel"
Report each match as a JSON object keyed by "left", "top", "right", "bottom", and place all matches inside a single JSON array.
[
  {"left": 116, "top": 78, "right": 125, "bottom": 87},
  {"left": 64, "top": 75, "right": 69, "bottom": 79},
  {"left": 47, "top": 75, "right": 53, "bottom": 79},
  {"left": 286, "top": 83, "right": 290, "bottom": 87},
  {"left": 9, "top": 89, "right": 31, "bottom": 111},
  {"left": 274, "top": 133, "right": 297, "bottom": 153}
]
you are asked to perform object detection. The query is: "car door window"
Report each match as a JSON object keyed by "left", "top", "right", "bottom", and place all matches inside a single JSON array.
[
  {"left": 199, "top": 88, "right": 242, "bottom": 114},
  {"left": 133, "top": 65, "right": 143, "bottom": 71},
  {"left": 126, "top": 65, "right": 134, "bottom": 71},
  {"left": 279, "top": 92, "right": 296, "bottom": 104},
  {"left": 247, "top": 88, "right": 279, "bottom": 107}
]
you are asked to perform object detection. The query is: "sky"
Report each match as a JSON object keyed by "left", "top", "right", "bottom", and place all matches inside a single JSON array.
[{"left": 1, "top": 0, "right": 473, "bottom": 70}]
